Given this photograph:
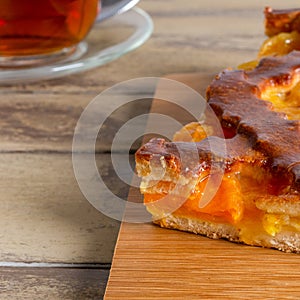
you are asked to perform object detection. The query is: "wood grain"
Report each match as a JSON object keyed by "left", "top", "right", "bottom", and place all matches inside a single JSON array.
[
  {"left": 0, "top": 267, "right": 109, "bottom": 299},
  {"left": 0, "top": 93, "right": 151, "bottom": 152},
  {"left": 0, "top": 153, "right": 123, "bottom": 263},
  {"left": 105, "top": 222, "right": 300, "bottom": 299}
]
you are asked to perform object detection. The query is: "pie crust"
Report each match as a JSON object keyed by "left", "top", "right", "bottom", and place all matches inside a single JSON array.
[{"left": 135, "top": 7, "right": 300, "bottom": 253}]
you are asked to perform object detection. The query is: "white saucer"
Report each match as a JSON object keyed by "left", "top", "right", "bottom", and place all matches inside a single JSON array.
[{"left": 0, "top": 7, "right": 153, "bottom": 84}]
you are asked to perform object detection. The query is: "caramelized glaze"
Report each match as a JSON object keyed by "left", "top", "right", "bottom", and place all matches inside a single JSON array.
[{"left": 207, "top": 51, "right": 300, "bottom": 191}]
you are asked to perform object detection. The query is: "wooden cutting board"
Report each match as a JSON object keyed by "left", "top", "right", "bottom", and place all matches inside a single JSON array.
[{"left": 104, "top": 73, "right": 300, "bottom": 299}]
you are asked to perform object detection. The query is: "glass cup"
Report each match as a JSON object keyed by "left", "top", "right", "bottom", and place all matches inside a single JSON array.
[{"left": 0, "top": 0, "right": 100, "bottom": 67}]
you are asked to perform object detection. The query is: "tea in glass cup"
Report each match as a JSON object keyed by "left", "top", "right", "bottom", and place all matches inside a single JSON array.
[{"left": 0, "top": 0, "right": 99, "bottom": 67}]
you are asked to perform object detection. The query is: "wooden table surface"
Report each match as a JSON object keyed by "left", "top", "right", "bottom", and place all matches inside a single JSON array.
[{"left": 1, "top": 0, "right": 299, "bottom": 299}]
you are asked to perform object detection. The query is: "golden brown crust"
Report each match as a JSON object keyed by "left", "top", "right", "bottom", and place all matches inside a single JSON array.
[
  {"left": 154, "top": 214, "right": 240, "bottom": 242},
  {"left": 137, "top": 54, "right": 300, "bottom": 195},
  {"left": 265, "top": 7, "right": 300, "bottom": 37},
  {"left": 255, "top": 195, "right": 300, "bottom": 217},
  {"left": 154, "top": 214, "right": 300, "bottom": 253},
  {"left": 207, "top": 51, "right": 300, "bottom": 192},
  {"left": 137, "top": 52, "right": 300, "bottom": 193},
  {"left": 136, "top": 136, "right": 266, "bottom": 178}
]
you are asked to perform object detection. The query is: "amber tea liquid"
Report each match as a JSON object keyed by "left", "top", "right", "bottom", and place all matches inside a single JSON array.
[{"left": 0, "top": 0, "right": 99, "bottom": 56}]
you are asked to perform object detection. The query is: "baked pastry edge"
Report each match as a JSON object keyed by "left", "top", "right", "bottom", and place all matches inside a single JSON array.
[{"left": 153, "top": 214, "right": 300, "bottom": 253}]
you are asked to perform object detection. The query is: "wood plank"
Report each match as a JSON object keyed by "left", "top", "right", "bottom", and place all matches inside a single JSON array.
[
  {"left": 106, "top": 222, "right": 300, "bottom": 299},
  {"left": 0, "top": 94, "right": 88, "bottom": 152},
  {"left": 105, "top": 72, "right": 300, "bottom": 298},
  {"left": 0, "top": 267, "right": 109, "bottom": 299},
  {"left": 0, "top": 93, "right": 151, "bottom": 152},
  {"left": 0, "top": 153, "right": 124, "bottom": 263}
]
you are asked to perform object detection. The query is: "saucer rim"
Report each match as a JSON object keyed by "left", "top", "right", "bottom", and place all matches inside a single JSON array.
[{"left": 0, "top": 7, "right": 153, "bottom": 84}]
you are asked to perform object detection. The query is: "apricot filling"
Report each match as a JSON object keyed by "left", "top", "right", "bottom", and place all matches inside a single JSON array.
[{"left": 139, "top": 98, "right": 299, "bottom": 243}]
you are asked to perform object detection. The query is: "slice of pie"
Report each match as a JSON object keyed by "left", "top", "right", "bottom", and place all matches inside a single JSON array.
[{"left": 135, "top": 7, "right": 300, "bottom": 253}]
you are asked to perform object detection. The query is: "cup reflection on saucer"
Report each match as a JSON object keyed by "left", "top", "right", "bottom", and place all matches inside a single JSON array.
[{"left": 0, "top": 0, "right": 99, "bottom": 68}]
